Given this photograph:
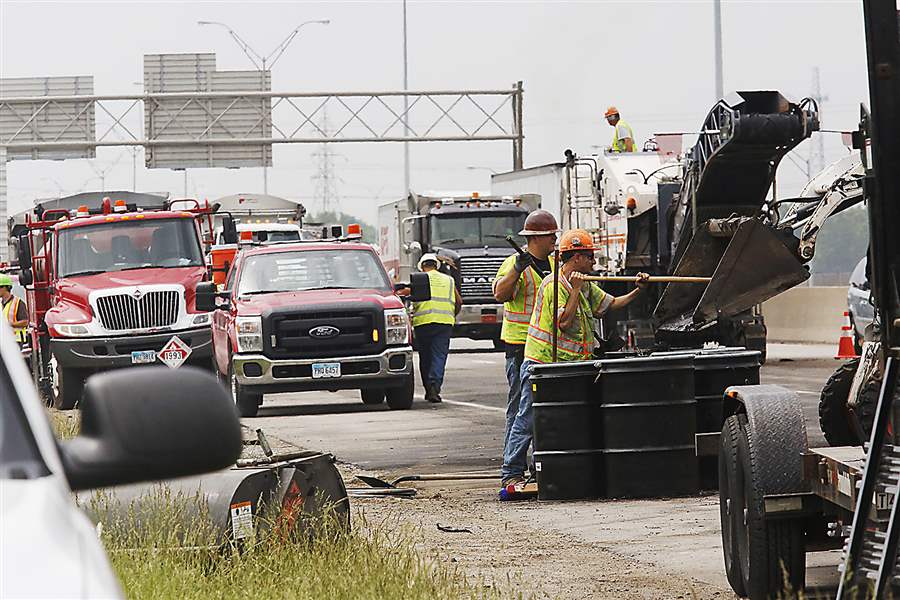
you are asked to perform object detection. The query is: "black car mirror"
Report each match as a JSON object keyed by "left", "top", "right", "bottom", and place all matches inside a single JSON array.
[
  {"left": 16, "top": 235, "right": 32, "bottom": 267},
  {"left": 408, "top": 272, "right": 432, "bottom": 303},
  {"left": 195, "top": 281, "right": 224, "bottom": 311},
  {"left": 60, "top": 367, "right": 241, "bottom": 492},
  {"left": 18, "top": 269, "right": 33, "bottom": 287},
  {"left": 222, "top": 215, "right": 238, "bottom": 245}
]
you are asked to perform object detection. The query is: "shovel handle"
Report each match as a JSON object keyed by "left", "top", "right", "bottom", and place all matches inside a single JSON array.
[{"left": 581, "top": 275, "right": 711, "bottom": 284}]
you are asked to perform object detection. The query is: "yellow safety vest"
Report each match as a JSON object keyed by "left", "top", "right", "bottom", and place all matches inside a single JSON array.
[
  {"left": 524, "top": 274, "right": 611, "bottom": 363},
  {"left": 412, "top": 270, "right": 456, "bottom": 327},
  {"left": 3, "top": 296, "right": 27, "bottom": 344},
  {"left": 493, "top": 254, "right": 556, "bottom": 345},
  {"left": 611, "top": 120, "right": 635, "bottom": 153}
]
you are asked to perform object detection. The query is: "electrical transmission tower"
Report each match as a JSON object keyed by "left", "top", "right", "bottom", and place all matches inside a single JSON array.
[
  {"left": 311, "top": 107, "right": 342, "bottom": 215},
  {"left": 810, "top": 66, "right": 828, "bottom": 174}
]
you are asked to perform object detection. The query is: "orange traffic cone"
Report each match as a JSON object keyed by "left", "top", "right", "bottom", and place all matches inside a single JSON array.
[{"left": 836, "top": 311, "right": 859, "bottom": 359}]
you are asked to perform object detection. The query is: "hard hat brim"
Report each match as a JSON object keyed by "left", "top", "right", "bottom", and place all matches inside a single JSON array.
[{"left": 518, "top": 228, "right": 561, "bottom": 236}]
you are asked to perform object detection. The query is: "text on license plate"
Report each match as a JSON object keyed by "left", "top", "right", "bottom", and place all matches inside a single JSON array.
[
  {"left": 312, "top": 362, "right": 341, "bottom": 379},
  {"left": 131, "top": 350, "right": 157, "bottom": 364}
]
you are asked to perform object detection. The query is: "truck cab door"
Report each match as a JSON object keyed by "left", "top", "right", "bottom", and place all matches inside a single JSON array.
[{"left": 212, "top": 265, "right": 237, "bottom": 375}]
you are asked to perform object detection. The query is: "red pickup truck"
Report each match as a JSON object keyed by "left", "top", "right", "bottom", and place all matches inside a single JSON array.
[{"left": 197, "top": 239, "right": 429, "bottom": 417}]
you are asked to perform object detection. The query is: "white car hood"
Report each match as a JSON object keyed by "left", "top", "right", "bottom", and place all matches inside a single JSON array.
[{"left": 0, "top": 477, "right": 122, "bottom": 599}]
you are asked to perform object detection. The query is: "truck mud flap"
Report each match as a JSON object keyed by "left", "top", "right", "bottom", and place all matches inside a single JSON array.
[{"left": 654, "top": 217, "right": 809, "bottom": 332}]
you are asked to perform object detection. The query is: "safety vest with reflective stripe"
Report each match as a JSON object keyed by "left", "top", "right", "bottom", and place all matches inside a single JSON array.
[
  {"left": 412, "top": 270, "right": 456, "bottom": 327},
  {"left": 611, "top": 120, "right": 635, "bottom": 153},
  {"left": 493, "top": 253, "right": 556, "bottom": 345},
  {"left": 524, "top": 274, "right": 610, "bottom": 363},
  {"left": 2, "top": 296, "right": 27, "bottom": 344}
]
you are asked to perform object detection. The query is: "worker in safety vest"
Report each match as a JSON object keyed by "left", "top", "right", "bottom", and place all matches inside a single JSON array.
[
  {"left": 0, "top": 273, "right": 28, "bottom": 347},
  {"left": 410, "top": 253, "right": 462, "bottom": 403},
  {"left": 605, "top": 106, "right": 635, "bottom": 153},
  {"left": 500, "top": 229, "right": 649, "bottom": 488},
  {"left": 492, "top": 209, "right": 559, "bottom": 447}
]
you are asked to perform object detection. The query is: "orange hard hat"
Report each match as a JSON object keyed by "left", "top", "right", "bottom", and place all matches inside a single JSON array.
[
  {"left": 604, "top": 106, "right": 619, "bottom": 118},
  {"left": 519, "top": 209, "right": 559, "bottom": 236},
  {"left": 558, "top": 229, "right": 595, "bottom": 253}
]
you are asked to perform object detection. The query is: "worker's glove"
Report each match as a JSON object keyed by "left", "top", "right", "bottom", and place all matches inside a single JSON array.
[{"left": 514, "top": 252, "right": 533, "bottom": 273}]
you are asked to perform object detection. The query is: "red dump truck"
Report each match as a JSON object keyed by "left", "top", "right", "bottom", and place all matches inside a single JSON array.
[{"left": 15, "top": 198, "right": 218, "bottom": 408}]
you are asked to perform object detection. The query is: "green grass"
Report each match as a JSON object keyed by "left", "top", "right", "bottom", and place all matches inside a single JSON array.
[{"left": 84, "top": 483, "right": 514, "bottom": 600}]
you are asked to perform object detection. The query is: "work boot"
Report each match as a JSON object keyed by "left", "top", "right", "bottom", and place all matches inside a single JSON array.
[
  {"left": 424, "top": 383, "right": 437, "bottom": 402},
  {"left": 500, "top": 475, "right": 525, "bottom": 489},
  {"left": 433, "top": 382, "right": 443, "bottom": 402},
  {"left": 426, "top": 382, "right": 441, "bottom": 403}
]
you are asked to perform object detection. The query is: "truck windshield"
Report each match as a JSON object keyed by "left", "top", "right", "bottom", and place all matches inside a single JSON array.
[
  {"left": 430, "top": 213, "right": 526, "bottom": 248},
  {"left": 58, "top": 218, "right": 203, "bottom": 277},
  {"left": 237, "top": 249, "right": 391, "bottom": 295},
  {"left": 217, "top": 230, "right": 303, "bottom": 244}
]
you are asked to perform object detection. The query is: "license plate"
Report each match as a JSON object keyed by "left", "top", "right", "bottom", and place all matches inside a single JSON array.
[
  {"left": 131, "top": 350, "right": 157, "bottom": 365},
  {"left": 312, "top": 362, "right": 341, "bottom": 379}
]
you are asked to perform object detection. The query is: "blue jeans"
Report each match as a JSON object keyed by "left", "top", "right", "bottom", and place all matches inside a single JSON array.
[
  {"left": 414, "top": 323, "right": 452, "bottom": 387},
  {"left": 504, "top": 344, "right": 525, "bottom": 448},
  {"left": 501, "top": 358, "right": 536, "bottom": 480}
]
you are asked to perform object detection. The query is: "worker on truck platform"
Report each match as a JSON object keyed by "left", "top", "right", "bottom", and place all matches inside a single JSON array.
[
  {"left": 0, "top": 273, "right": 28, "bottom": 347},
  {"left": 409, "top": 253, "right": 462, "bottom": 403},
  {"left": 500, "top": 229, "right": 649, "bottom": 489},
  {"left": 492, "top": 209, "right": 559, "bottom": 448},
  {"left": 605, "top": 106, "right": 635, "bottom": 153}
]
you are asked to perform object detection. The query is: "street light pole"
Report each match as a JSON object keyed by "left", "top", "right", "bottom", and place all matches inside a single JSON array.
[
  {"left": 402, "top": 0, "right": 410, "bottom": 196},
  {"left": 198, "top": 18, "right": 330, "bottom": 195},
  {"left": 713, "top": 0, "right": 724, "bottom": 101}
]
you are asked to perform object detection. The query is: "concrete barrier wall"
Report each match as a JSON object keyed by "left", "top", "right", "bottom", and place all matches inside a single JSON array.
[{"left": 761, "top": 286, "right": 847, "bottom": 344}]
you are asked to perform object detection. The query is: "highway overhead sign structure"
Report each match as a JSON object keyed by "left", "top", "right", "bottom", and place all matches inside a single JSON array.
[
  {"left": 143, "top": 53, "right": 272, "bottom": 169},
  {"left": 0, "top": 76, "right": 96, "bottom": 161}
]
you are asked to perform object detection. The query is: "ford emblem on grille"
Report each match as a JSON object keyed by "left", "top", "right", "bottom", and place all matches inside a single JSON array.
[{"left": 309, "top": 325, "right": 340, "bottom": 339}]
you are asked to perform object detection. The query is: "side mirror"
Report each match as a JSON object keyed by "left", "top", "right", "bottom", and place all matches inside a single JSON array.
[
  {"left": 16, "top": 235, "right": 32, "bottom": 266},
  {"left": 222, "top": 215, "right": 238, "bottom": 245},
  {"left": 60, "top": 367, "right": 241, "bottom": 491},
  {"left": 195, "top": 281, "right": 221, "bottom": 312},
  {"left": 408, "top": 272, "right": 432, "bottom": 303},
  {"left": 18, "top": 269, "right": 33, "bottom": 287}
]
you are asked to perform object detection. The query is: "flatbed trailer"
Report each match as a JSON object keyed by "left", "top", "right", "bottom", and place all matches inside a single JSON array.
[{"left": 715, "top": 3, "right": 900, "bottom": 598}]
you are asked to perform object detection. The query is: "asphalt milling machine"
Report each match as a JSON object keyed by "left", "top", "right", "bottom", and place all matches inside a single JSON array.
[{"left": 713, "top": 2, "right": 900, "bottom": 598}]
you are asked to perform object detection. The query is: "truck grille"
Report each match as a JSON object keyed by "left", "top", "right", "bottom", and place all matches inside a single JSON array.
[
  {"left": 264, "top": 308, "right": 383, "bottom": 359},
  {"left": 96, "top": 291, "right": 180, "bottom": 331},
  {"left": 458, "top": 256, "right": 507, "bottom": 300}
]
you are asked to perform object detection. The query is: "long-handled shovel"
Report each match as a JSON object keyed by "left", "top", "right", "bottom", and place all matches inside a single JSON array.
[{"left": 356, "top": 473, "right": 499, "bottom": 489}]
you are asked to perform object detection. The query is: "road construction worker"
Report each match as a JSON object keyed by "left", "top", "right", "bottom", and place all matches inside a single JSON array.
[
  {"left": 500, "top": 229, "right": 649, "bottom": 488},
  {"left": 0, "top": 273, "right": 28, "bottom": 347},
  {"left": 410, "top": 253, "right": 462, "bottom": 403},
  {"left": 492, "top": 209, "right": 559, "bottom": 448},
  {"left": 605, "top": 106, "right": 636, "bottom": 153}
]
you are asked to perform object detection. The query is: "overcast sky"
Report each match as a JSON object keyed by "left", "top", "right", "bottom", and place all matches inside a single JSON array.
[{"left": 1, "top": 0, "right": 869, "bottom": 222}]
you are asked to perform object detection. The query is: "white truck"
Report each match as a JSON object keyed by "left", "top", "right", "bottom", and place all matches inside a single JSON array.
[{"left": 378, "top": 191, "right": 539, "bottom": 347}]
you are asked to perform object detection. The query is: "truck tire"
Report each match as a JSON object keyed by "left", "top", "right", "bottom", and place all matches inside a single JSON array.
[
  {"left": 386, "top": 374, "right": 414, "bottom": 410},
  {"left": 734, "top": 412, "right": 806, "bottom": 599},
  {"left": 818, "top": 358, "right": 861, "bottom": 446},
  {"left": 229, "top": 364, "right": 262, "bottom": 418},
  {"left": 360, "top": 388, "right": 385, "bottom": 405},
  {"left": 51, "top": 357, "right": 85, "bottom": 410},
  {"left": 719, "top": 414, "right": 748, "bottom": 598}
]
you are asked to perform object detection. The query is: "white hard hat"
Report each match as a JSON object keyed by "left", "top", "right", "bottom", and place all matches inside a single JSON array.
[{"left": 418, "top": 253, "right": 439, "bottom": 270}]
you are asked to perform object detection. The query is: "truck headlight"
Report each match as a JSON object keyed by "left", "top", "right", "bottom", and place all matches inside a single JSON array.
[
  {"left": 54, "top": 323, "right": 90, "bottom": 337},
  {"left": 236, "top": 316, "right": 263, "bottom": 352},
  {"left": 384, "top": 309, "right": 410, "bottom": 345},
  {"left": 192, "top": 312, "right": 212, "bottom": 326}
]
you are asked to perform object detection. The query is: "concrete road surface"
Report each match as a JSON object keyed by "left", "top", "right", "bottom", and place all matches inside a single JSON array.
[{"left": 251, "top": 341, "right": 845, "bottom": 596}]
